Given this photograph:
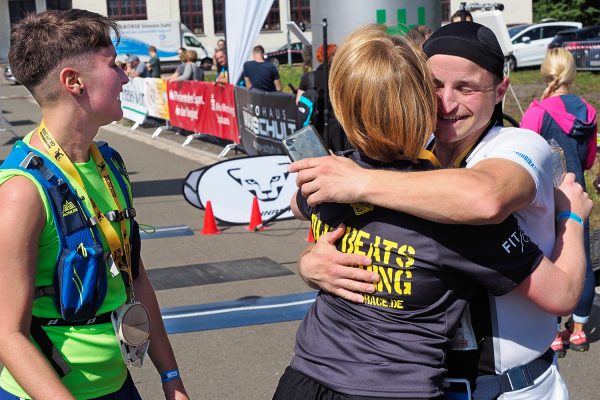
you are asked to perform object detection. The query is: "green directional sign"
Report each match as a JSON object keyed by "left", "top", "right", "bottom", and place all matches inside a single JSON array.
[
  {"left": 376, "top": 7, "right": 427, "bottom": 35},
  {"left": 310, "top": 0, "right": 441, "bottom": 63}
]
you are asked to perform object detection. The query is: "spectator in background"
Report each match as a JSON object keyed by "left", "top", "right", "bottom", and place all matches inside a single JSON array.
[
  {"left": 296, "top": 44, "right": 352, "bottom": 152},
  {"left": 166, "top": 47, "right": 187, "bottom": 81},
  {"left": 146, "top": 45, "right": 161, "bottom": 78},
  {"left": 407, "top": 25, "right": 433, "bottom": 47},
  {"left": 215, "top": 49, "right": 228, "bottom": 84},
  {"left": 213, "top": 39, "right": 226, "bottom": 70},
  {"left": 126, "top": 55, "right": 148, "bottom": 78},
  {"left": 520, "top": 47, "right": 598, "bottom": 357},
  {"left": 243, "top": 45, "right": 281, "bottom": 91},
  {"left": 301, "top": 44, "right": 312, "bottom": 74},
  {"left": 451, "top": 8, "right": 473, "bottom": 22},
  {"left": 173, "top": 50, "right": 204, "bottom": 81}
]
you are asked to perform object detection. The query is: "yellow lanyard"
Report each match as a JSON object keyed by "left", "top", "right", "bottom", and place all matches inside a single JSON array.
[
  {"left": 417, "top": 149, "right": 442, "bottom": 168},
  {"left": 37, "top": 122, "right": 134, "bottom": 290},
  {"left": 425, "top": 143, "right": 470, "bottom": 168},
  {"left": 427, "top": 122, "right": 496, "bottom": 168}
]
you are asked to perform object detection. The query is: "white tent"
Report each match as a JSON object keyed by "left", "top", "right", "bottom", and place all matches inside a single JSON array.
[{"left": 224, "top": 0, "right": 275, "bottom": 84}]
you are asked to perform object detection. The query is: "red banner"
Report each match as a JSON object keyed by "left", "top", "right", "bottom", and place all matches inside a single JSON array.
[{"left": 166, "top": 81, "right": 239, "bottom": 143}]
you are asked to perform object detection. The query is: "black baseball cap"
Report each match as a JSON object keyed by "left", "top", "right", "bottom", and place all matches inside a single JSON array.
[
  {"left": 423, "top": 22, "right": 505, "bottom": 125},
  {"left": 423, "top": 22, "right": 504, "bottom": 79}
]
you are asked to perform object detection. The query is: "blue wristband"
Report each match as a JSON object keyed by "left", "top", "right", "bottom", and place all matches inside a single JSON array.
[
  {"left": 160, "top": 369, "right": 180, "bottom": 383},
  {"left": 557, "top": 211, "right": 584, "bottom": 226}
]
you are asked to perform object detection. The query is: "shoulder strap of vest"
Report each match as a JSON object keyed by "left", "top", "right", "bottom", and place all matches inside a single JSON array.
[
  {"left": 96, "top": 141, "right": 133, "bottom": 208},
  {"left": 1, "top": 141, "right": 102, "bottom": 283},
  {"left": 96, "top": 141, "right": 140, "bottom": 281}
]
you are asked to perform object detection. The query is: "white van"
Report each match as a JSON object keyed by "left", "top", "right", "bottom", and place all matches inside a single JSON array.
[{"left": 508, "top": 21, "right": 582, "bottom": 70}]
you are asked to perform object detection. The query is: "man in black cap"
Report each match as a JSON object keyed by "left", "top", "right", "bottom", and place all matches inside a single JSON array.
[{"left": 289, "top": 22, "right": 571, "bottom": 399}]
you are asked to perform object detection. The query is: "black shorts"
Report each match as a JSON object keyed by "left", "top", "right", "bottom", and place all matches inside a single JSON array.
[{"left": 272, "top": 366, "right": 445, "bottom": 400}]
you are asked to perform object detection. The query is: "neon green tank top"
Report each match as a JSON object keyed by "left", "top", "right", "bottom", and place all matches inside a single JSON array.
[{"left": 0, "top": 133, "right": 130, "bottom": 399}]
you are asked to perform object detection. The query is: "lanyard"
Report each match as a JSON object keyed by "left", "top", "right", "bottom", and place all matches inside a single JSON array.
[
  {"left": 417, "top": 149, "right": 441, "bottom": 168},
  {"left": 427, "top": 122, "right": 497, "bottom": 168},
  {"left": 37, "top": 122, "right": 134, "bottom": 292}
]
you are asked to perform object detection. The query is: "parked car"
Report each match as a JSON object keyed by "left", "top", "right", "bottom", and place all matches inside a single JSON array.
[
  {"left": 2, "top": 65, "right": 18, "bottom": 84},
  {"left": 548, "top": 25, "right": 600, "bottom": 49},
  {"left": 507, "top": 21, "right": 582, "bottom": 70},
  {"left": 264, "top": 42, "right": 304, "bottom": 66}
]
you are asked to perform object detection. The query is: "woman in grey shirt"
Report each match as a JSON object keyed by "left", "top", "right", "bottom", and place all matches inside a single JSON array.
[{"left": 173, "top": 50, "right": 204, "bottom": 81}]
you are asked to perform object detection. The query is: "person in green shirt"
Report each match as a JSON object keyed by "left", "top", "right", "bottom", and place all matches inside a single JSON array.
[
  {"left": 147, "top": 45, "right": 162, "bottom": 78},
  {"left": 0, "top": 9, "right": 189, "bottom": 400}
]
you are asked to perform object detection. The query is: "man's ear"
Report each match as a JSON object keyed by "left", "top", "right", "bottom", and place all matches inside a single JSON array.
[
  {"left": 59, "top": 67, "right": 83, "bottom": 96},
  {"left": 495, "top": 77, "right": 510, "bottom": 104}
]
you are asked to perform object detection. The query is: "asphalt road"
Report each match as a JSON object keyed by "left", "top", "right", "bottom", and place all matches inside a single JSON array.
[{"left": 0, "top": 79, "right": 598, "bottom": 400}]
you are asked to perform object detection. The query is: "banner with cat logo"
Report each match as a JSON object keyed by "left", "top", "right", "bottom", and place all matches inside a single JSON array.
[{"left": 183, "top": 155, "right": 296, "bottom": 224}]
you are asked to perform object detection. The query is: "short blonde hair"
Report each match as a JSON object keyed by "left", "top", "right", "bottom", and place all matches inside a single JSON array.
[
  {"left": 329, "top": 24, "right": 436, "bottom": 162},
  {"left": 541, "top": 47, "right": 576, "bottom": 100},
  {"left": 185, "top": 50, "right": 198, "bottom": 63}
]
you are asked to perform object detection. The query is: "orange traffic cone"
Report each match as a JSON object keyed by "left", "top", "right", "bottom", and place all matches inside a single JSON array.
[
  {"left": 248, "top": 196, "right": 265, "bottom": 231},
  {"left": 306, "top": 226, "right": 315, "bottom": 242},
  {"left": 201, "top": 201, "right": 221, "bottom": 235}
]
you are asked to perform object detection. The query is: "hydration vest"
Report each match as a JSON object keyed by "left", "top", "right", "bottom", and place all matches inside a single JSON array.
[{"left": 0, "top": 140, "right": 139, "bottom": 377}]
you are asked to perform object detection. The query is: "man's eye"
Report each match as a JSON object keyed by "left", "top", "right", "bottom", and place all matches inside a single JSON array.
[{"left": 460, "top": 88, "right": 474, "bottom": 94}]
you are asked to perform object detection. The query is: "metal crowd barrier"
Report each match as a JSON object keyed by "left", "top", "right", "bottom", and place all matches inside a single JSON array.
[{"left": 565, "top": 40, "right": 600, "bottom": 71}]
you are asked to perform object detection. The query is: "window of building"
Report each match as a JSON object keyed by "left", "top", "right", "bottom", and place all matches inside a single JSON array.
[
  {"left": 262, "top": 0, "right": 280, "bottom": 31},
  {"left": 46, "top": 0, "right": 71, "bottom": 10},
  {"left": 106, "top": 0, "right": 147, "bottom": 20},
  {"left": 213, "top": 0, "right": 280, "bottom": 34},
  {"left": 441, "top": 0, "right": 450, "bottom": 22},
  {"left": 180, "top": 0, "right": 204, "bottom": 34},
  {"left": 9, "top": 0, "right": 36, "bottom": 25},
  {"left": 212, "top": 0, "right": 224, "bottom": 34},
  {"left": 290, "top": 0, "right": 310, "bottom": 30}
]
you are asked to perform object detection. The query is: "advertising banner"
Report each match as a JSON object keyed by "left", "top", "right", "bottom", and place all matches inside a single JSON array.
[
  {"left": 203, "top": 83, "right": 239, "bottom": 143},
  {"left": 183, "top": 155, "right": 296, "bottom": 224},
  {"left": 120, "top": 77, "right": 147, "bottom": 125},
  {"left": 166, "top": 80, "right": 207, "bottom": 132},
  {"left": 235, "top": 87, "right": 297, "bottom": 155},
  {"left": 145, "top": 78, "right": 170, "bottom": 120},
  {"left": 113, "top": 20, "right": 180, "bottom": 62},
  {"left": 166, "top": 81, "right": 239, "bottom": 142}
]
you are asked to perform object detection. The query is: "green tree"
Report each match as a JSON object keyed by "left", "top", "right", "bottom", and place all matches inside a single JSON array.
[{"left": 533, "top": 0, "right": 600, "bottom": 25}]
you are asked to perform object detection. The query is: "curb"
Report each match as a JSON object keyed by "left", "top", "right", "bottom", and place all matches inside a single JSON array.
[{"left": 101, "top": 122, "right": 221, "bottom": 166}]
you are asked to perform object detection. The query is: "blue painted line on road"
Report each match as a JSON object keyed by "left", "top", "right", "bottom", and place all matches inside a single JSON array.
[
  {"left": 140, "top": 225, "right": 194, "bottom": 240},
  {"left": 161, "top": 291, "right": 317, "bottom": 334}
]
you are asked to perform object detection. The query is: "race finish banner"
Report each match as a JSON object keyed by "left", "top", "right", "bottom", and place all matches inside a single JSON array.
[
  {"left": 183, "top": 155, "right": 296, "bottom": 224},
  {"left": 120, "top": 77, "right": 147, "bottom": 125},
  {"left": 145, "top": 78, "right": 170, "bottom": 120},
  {"left": 167, "top": 81, "right": 239, "bottom": 142},
  {"left": 235, "top": 87, "right": 297, "bottom": 155}
]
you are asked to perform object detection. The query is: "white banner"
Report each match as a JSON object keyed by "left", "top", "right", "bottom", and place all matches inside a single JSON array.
[
  {"left": 225, "top": 0, "right": 274, "bottom": 85},
  {"left": 184, "top": 155, "right": 296, "bottom": 224},
  {"left": 120, "top": 77, "right": 147, "bottom": 124}
]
